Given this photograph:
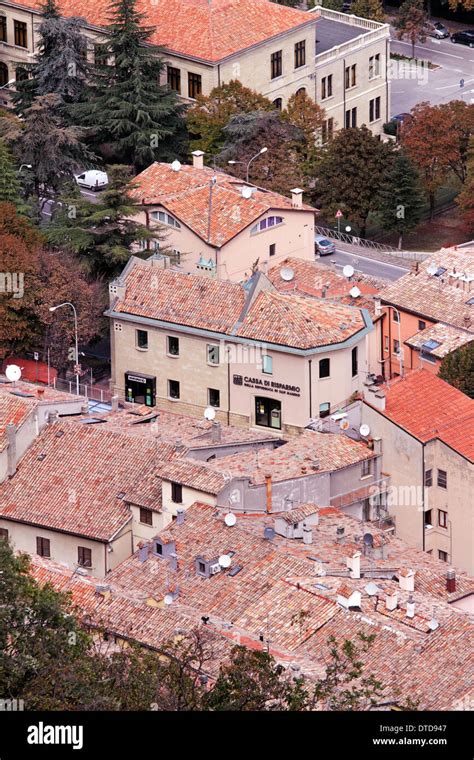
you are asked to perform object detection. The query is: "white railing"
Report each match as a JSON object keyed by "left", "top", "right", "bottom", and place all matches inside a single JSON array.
[
  {"left": 315, "top": 27, "right": 390, "bottom": 64},
  {"left": 310, "top": 6, "right": 387, "bottom": 31}
]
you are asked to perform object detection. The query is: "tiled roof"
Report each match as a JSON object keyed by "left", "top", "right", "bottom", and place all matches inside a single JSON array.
[
  {"left": 405, "top": 322, "right": 473, "bottom": 359},
  {"left": 126, "top": 443, "right": 176, "bottom": 510},
  {"left": 21, "top": 0, "right": 316, "bottom": 63},
  {"left": 129, "top": 163, "right": 315, "bottom": 247},
  {"left": 381, "top": 248, "right": 474, "bottom": 330},
  {"left": 277, "top": 504, "right": 320, "bottom": 524},
  {"left": 0, "top": 422, "right": 164, "bottom": 540},
  {"left": 156, "top": 459, "right": 228, "bottom": 494},
  {"left": 0, "top": 396, "right": 33, "bottom": 452},
  {"left": 368, "top": 370, "right": 474, "bottom": 462}
]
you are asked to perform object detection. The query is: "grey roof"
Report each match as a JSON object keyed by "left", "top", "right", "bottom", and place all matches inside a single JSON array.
[{"left": 316, "top": 17, "right": 367, "bottom": 55}]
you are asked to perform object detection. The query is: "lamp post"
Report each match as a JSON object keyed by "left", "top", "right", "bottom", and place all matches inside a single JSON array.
[
  {"left": 49, "top": 302, "right": 80, "bottom": 395},
  {"left": 18, "top": 164, "right": 32, "bottom": 174},
  {"left": 228, "top": 147, "right": 268, "bottom": 184}
]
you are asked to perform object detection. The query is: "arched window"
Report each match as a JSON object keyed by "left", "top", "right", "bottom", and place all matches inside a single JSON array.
[
  {"left": 295, "top": 87, "right": 306, "bottom": 98},
  {"left": 250, "top": 216, "right": 284, "bottom": 235},
  {"left": 273, "top": 98, "right": 282, "bottom": 111},
  {"left": 0, "top": 62, "right": 9, "bottom": 88},
  {"left": 150, "top": 210, "right": 181, "bottom": 228}
]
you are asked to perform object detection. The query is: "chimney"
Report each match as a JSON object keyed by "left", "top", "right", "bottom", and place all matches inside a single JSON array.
[
  {"left": 176, "top": 506, "right": 185, "bottom": 525},
  {"left": 346, "top": 550, "right": 361, "bottom": 579},
  {"left": 111, "top": 395, "right": 119, "bottom": 412},
  {"left": 265, "top": 474, "right": 272, "bottom": 513},
  {"left": 303, "top": 524, "right": 313, "bottom": 545},
  {"left": 211, "top": 420, "right": 221, "bottom": 443},
  {"left": 6, "top": 423, "right": 17, "bottom": 477},
  {"left": 336, "top": 526, "right": 345, "bottom": 544},
  {"left": 385, "top": 590, "right": 398, "bottom": 611},
  {"left": 399, "top": 568, "right": 415, "bottom": 592},
  {"left": 290, "top": 188, "right": 303, "bottom": 209},
  {"left": 411, "top": 261, "right": 419, "bottom": 274},
  {"left": 463, "top": 313, "right": 471, "bottom": 329},
  {"left": 169, "top": 552, "right": 178, "bottom": 571},
  {"left": 192, "top": 150, "right": 205, "bottom": 169},
  {"left": 174, "top": 438, "right": 185, "bottom": 453},
  {"left": 374, "top": 297, "right": 382, "bottom": 317},
  {"left": 366, "top": 386, "right": 386, "bottom": 412},
  {"left": 406, "top": 594, "right": 415, "bottom": 618},
  {"left": 446, "top": 567, "right": 456, "bottom": 593},
  {"left": 138, "top": 543, "right": 150, "bottom": 563},
  {"left": 372, "top": 437, "right": 382, "bottom": 455}
]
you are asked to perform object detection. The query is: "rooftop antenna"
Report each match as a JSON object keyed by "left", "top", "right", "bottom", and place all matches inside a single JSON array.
[
  {"left": 280, "top": 266, "right": 295, "bottom": 282},
  {"left": 224, "top": 512, "right": 237, "bottom": 527},
  {"left": 218, "top": 554, "right": 231, "bottom": 569},
  {"left": 342, "top": 264, "right": 354, "bottom": 279},
  {"left": 5, "top": 364, "right": 22, "bottom": 386},
  {"left": 350, "top": 285, "right": 361, "bottom": 298},
  {"left": 359, "top": 423, "right": 371, "bottom": 438}
]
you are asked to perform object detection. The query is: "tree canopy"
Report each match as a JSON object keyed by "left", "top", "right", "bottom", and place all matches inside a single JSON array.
[{"left": 439, "top": 342, "right": 474, "bottom": 399}]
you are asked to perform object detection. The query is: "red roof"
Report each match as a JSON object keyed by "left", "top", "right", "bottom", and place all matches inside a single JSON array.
[{"left": 22, "top": 0, "right": 316, "bottom": 62}]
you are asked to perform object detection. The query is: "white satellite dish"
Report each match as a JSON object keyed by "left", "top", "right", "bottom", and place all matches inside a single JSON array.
[
  {"left": 204, "top": 406, "right": 216, "bottom": 421},
  {"left": 340, "top": 419, "right": 350, "bottom": 431},
  {"left": 342, "top": 265, "right": 354, "bottom": 279},
  {"left": 5, "top": 364, "right": 21, "bottom": 382},
  {"left": 164, "top": 594, "right": 174, "bottom": 606},
  {"left": 224, "top": 512, "right": 237, "bottom": 527},
  {"left": 359, "top": 423, "right": 371, "bottom": 438},
  {"left": 280, "top": 266, "right": 295, "bottom": 282},
  {"left": 427, "top": 263, "right": 438, "bottom": 276},
  {"left": 350, "top": 286, "right": 361, "bottom": 298},
  {"left": 241, "top": 185, "right": 253, "bottom": 199},
  {"left": 218, "top": 554, "right": 231, "bottom": 569},
  {"left": 170, "top": 160, "right": 181, "bottom": 172}
]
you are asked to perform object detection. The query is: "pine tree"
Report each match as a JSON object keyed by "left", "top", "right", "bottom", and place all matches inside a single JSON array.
[
  {"left": 377, "top": 152, "right": 424, "bottom": 249},
  {"left": 0, "top": 139, "right": 23, "bottom": 207},
  {"left": 77, "top": 0, "right": 184, "bottom": 172},
  {"left": 350, "top": 0, "right": 385, "bottom": 21}
]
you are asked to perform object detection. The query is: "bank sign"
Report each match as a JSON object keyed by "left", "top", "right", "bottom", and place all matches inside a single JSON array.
[{"left": 233, "top": 375, "right": 301, "bottom": 398}]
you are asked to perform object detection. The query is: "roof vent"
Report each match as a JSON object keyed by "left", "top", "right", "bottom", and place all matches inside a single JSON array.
[
  {"left": 264, "top": 526, "right": 275, "bottom": 541},
  {"left": 336, "top": 526, "right": 345, "bottom": 543}
]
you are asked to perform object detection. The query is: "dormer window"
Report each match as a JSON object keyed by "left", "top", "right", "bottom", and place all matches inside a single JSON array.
[
  {"left": 250, "top": 216, "right": 284, "bottom": 235},
  {"left": 150, "top": 210, "right": 181, "bottom": 229}
]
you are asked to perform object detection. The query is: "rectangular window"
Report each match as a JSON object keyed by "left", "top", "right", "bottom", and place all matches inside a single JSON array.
[
  {"left": 0, "top": 527, "right": 8, "bottom": 541},
  {"left": 351, "top": 346, "right": 358, "bottom": 377},
  {"left": 78, "top": 546, "right": 92, "bottom": 567},
  {"left": 384, "top": 335, "right": 389, "bottom": 352},
  {"left": 361, "top": 459, "right": 372, "bottom": 477},
  {"left": 393, "top": 339, "right": 400, "bottom": 355},
  {"left": 438, "top": 509, "right": 448, "bottom": 529},
  {"left": 424, "top": 509, "right": 432, "bottom": 527},
  {"left": 369, "top": 96, "right": 381, "bottom": 123},
  {"left": 345, "top": 66, "right": 350, "bottom": 90},
  {"left": 136, "top": 329, "right": 148, "bottom": 350},
  {"left": 424, "top": 469, "right": 432, "bottom": 487},
  {"left": 168, "top": 379, "right": 180, "bottom": 399},
  {"left": 262, "top": 354, "right": 273, "bottom": 375},
  {"left": 321, "top": 118, "right": 334, "bottom": 144},
  {"left": 269, "top": 243, "right": 276, "bottom": 257},
  {"left": 207, "top": 344, "right": 220, "bottom": 365},
  {"left": 255, "top": 397, "right": 281, "bottom": 429},
  {"left": 418, "top": 320, "right": 426, "bottom": 331},
  {"left": 319, "top": 402, "right": 330, "bottom": 418},
  {"left": 188, "top": 72, "right": 202, "bottom": 99},
  {"left": 36, "top": 537, "right": 50, "bottom": 558},
  {"left": 167, "top": 66, "right": 181, "bottom": 94},
  {"left": 393, "top": 310, "right": 400, "bottom": 323},
  {"left": 369, "top": 54, "right": 380, "bottom": 79},
  {"left": 321, "top": 74, "right": 332, "bottom": 100},
  {"left": 319, "top": 358, "right": 330, "bottom": 378},
  {"left": 351, "top": 64, "right": 356, "bottom": 87},
  {"left": 94, "top": 44, "right": 108, "bottom": 67},
  {"left": 208, "top": 388, "right": 220, "bottom": 408},
  {"left": 139, "top": 507, "right": 153, "bottom": 526},
  {"left": 437, "top": 469, "right": 447, "bottom": 489},
  {"left": 271, "top": 50, "right": 282, "bottom": 79},
  {"left": 345, "top": 64, "right": 356, "bottom": 89},
  {"left": 0, "top": 16, "right": 7, "bottom": 42},
  {"left": 345, "top": 108, "right": 357, "bottom": 128},
  {"left": 14, "top": 20, "right": 27, "bottom": 48},
  {"left": 294, "top": 40, "right": 306, "bottom": 69},
  {"left": 438, "top": 550, "right": 448, "bottom": 563},
  {"left": 171, "top": 482, "right": 182, "bottom": 504},
  {"left": 167, "top": 336, "right": 179, "bottom": 356}
]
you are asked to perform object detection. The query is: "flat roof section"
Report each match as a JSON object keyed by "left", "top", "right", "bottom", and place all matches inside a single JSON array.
[{"left": 315, "top": 17, "right": 367, "bottom": 55}]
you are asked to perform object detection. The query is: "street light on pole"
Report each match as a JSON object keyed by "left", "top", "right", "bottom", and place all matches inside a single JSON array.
[
  {"left": 228, "top": 146, "right": 268, "bottom": 184},
  {"left": 18, "top": 164, "right": 32, "bottom": 173},
  {"left": 49, "top": 302, "right": 80, "bottom": 395}
]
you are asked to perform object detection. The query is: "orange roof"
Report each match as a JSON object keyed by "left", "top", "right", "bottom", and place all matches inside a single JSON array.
[
  {"left": 22, "top": 0, "right": 316, "bottom": 62},
  {"left": 370, "top": 370, "right": 474, "bottom": 462},
  {"left": 0, "top": 396, "right": 34, "bottom": 452}
]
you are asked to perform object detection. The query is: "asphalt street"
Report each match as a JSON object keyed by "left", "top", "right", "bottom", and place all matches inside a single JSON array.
[{"left": 317, "top": 249, "right": 410, "bottom": 281}]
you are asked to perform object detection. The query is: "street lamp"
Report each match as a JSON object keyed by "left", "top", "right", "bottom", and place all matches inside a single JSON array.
[
  {"left": 228, "top": 147, "right": 268, "bottom": 184},
  {"left": 18, "top": 164, "right": 32, "bottom": 173},
  {"left": 49, "top": 302, "right": 80, "bottom": 395}
]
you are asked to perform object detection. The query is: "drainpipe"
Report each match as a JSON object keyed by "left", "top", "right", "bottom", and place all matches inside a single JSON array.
[
  {"left": 422, "top": 443, "right": 425, "bottom": 552},
  {"left": 308, "top": 359, "right": 313, "bottom": 419},
  {"left": 265, "top": 474, "right": 272, "bottom": 514},
  {"left": 343, "top": 57, "right": 346, "bottom": 122},
  {"left": 385, "top": 38, "right": 389, "bottom": 124},
  {"left": 226, "top": 345, "right": 231, "bottom": 426}
]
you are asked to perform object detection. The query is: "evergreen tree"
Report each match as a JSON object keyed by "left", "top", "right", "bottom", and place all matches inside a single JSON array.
[
  {"left": 350, "top": 0, "right": 385, "bottom": 21},
  {"left": 376, "top": 151, "right": 424, "bottom": 249},
  {"left": 77, "top": 0, "right": 184, "bottom": 172},
  {"left": 439, "top": 343, "right": 474, "bottom": 399},
  {"left": 0, "top": 139, "right": 23, "bottom": 208}
]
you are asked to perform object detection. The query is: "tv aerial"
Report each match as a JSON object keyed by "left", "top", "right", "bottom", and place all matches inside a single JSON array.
[
  {"left": 342, "top": 264, "right": 354, "bottom": 279},
  {"left": 359, "top": 423, "right": 371, "bottom": 438},
  {"left": 204, "top": 406, "right": 216, "bottom": 421},
  {"left": 5, "top": 364, "right": 21, "bottom": 383}
]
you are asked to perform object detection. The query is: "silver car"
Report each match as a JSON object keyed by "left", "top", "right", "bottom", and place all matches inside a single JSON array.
[{"left": 315, "top": 235, "right": 336, "bottom": 256}]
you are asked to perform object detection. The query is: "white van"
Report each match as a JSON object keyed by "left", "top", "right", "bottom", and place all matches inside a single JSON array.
[{"left": 75, "top": 170, "right": 109, "bottom": 191}]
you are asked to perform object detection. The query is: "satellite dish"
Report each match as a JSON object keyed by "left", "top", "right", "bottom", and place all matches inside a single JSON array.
[
  {"left": 428, "top": 618, "right": 439, "bottom": 631},
  {"left": 224, "top": 512, "right": 237, "bottom": 527},
  {"left": 359, "top": 423, "right": 371, "bottom": 438},
  {"left": 342, "top": 264, "right": 354, "bottom": 279},
  {"left": 5, "top": 364, "right": 21, "bottom": 382},
  {"left": 350, "top": 286, "right": 361, "bottom": 298},
  {"left": 427, "top": 263, "right": 438, "bottom": 276},
  {"left": 280, "top": 266, "right": 295, "bottom": 282},
  {"left": 218, "top": 554, "right": 231, "bottom": 569},
  {"left": 170, "top": 160, "right": 181, "bottom": 172},
  {"left": 164, "top": 594, "right": 174, "bottom": 606},
  {"left": 340, "top": 419, "right": 350, "bottom": 431},
  {"left": 241, "top": 185, "right": 252, "bottom": 199},
  {"left": 363, "top": 532, "right": 374, "bottom": 547},
  {"left": 204, "top": 406, "right": 216, "bottom": 421}
]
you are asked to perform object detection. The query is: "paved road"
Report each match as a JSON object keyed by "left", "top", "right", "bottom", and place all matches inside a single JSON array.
[
  {"left": 390, "top": 31, "right": 474, "bottom": 114},
  {"left": 317, "top": 249, "right": 410, "bottom": 282}
]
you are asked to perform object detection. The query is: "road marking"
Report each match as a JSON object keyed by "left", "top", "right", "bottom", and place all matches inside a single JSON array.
[
  {"left": 392, "top": 40, "right": 464, "bottom": 60},
  {"left": 334, "top": 250, "right": 410, "bottom": 272},
  {"left": 435, "top": 78, "right": 474, "bottom": 89}
]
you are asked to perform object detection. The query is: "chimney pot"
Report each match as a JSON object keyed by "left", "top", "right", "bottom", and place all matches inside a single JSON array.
[
  {"left": 192, "top": 150, "right": 205, "bottom": 169},
  {"left": 111, "top": 395, "right": 119, "bottom": 412},
  {"left": 290, "top": 188, "right": 303, "bottom": 209},
  {"left": 406, "top": 594, "right": 415, "bottom": 618},
  {"left": 385, "top": 591, "right": 398, "bottom": 611},
  {"left": 446, "top": 567, "right": 456, "bottom": 593},
  {"left": 176, "top": 506, "right": 185, "bottom": 525}
]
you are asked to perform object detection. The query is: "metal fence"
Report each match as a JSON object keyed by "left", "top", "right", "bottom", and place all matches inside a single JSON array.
[
  {"left": 52, "top": 377, "right": 113, "bottom": 405},
  {"left": 315, "top": 225, "right": 400, "bottom": 254}
]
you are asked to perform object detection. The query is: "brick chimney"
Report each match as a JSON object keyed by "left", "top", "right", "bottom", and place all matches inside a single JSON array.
[
  {"left": 385, "top": 590, "right": 398, "bottom": 611},
  {"left": 192, "top": 150, "right": 205, "bottom": 169},
  {"left": 211, "top": 421, "right": 221, "bottom": 443},
  {"left": 399, "top": 568, "right": 415, "bottom": 592},
  {"left": 290, "top": 188, "right": 303, "bottom": 209},
  {"left": 446, "top": 567, "right": 456, "bottom": 593},
  {"left": 346, "top": 550, "right": 361, "bottom": 579},
  {"left": 6, "top": 423, "right": 17, "bottom": 478}
]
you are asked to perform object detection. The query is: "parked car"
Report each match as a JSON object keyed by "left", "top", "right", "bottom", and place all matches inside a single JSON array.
[
  {"left": 315, "top": 235, "right": 336, "bottom": 256},
  {"left": 427, "top": 22, "right": 449, "bottom": 39},
  {"left": 75, "top": 170, "right": 109, "bottom": 191},
  {"left": 451, "top": 30, "right": 474, "bottom": 47}
]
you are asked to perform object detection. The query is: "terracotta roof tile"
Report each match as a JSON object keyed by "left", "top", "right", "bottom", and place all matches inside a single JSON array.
[
  {"left": 156, "top": 458, "right": 228, "bottom": 494},
  {"left": 405, "top": 322, "right": 473, "bottom": 358}
]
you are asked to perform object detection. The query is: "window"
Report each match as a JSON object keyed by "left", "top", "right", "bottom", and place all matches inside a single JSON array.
[
  {"left": 150, "top": 210, "right": 181, "bottom": 228},
  {"left": 393, "top": 339, "right": 400, "bottom": 355},
  {"left": 0, "top": 16, "right": 7, "bottom": 43},
  {"left": 262, "top": 354, "right": 273, "bottom": 375},
  {"left": 321, "top": 118, "right": 334, "bottom": 144},
  {"left": 351, "top": 346, "right": 358, "bottom": 377},
  {"left": 94, "top": 44, "right": 108, "bottom": 66},
  {"left": 255, "top": 397, "right": 281, "bottom": 429},
  {"left": 269, "top": 243, "right": 276, "bottom": 257},
  {"left": 345, "top": 107, "right": 357, "bottom": 128},
  {"left": 273, "top": 98, "right": 282, "bottom": 110},
  {"left": 369, "top": 96, "right": 381, "bottom": 123},
  {"left": 78, "top": 546, "right": 92, "bottom": 567},
  {"left": 155, "top": 541, "right": 163, "bottom": 555},
  {"left": 369, "top": 54, "right": 380, "bottom": 79},
  {"left": 345, "top": 64, "right": 356, "bottom": 88},
  {"left": 171, "top": 482, "right": 183, "bottom": 504},
  {"left": 393, "top": 310, "right": 400, "bottom": 323},
  {"left": 208, "top": 388, "right": 220, "bottom": 408},
  {"left": 418, "top": 320, "right": 426, "bottom": 331},
  {"left": 14, "top": 20, "right": 27, "bottom": 48},
  {"left": 438, "top": 509, "right": 448, "bottom": 529},
  {"left": 207, "top": 344, "right": 220, "bottom": 365},
  {"left": 437, "top": 469, "right": 447, "bottom": 489},
  {"left": 167, "top": 336, "right": 179, "bottom": 356},
  {"left": 319, "top": 402, "right": 330, "bottom": 418},
  {"left": 136, "top": 329, "right": 148, "bottom": 350},
  {"left": 321, "top": 75, "right": 333, "bottom": 100},
  {"left": 0, "top": 528, "right": 8, "bottom": 541},
  {"left": 168, "top": 379, "right": 180, "bottom": 399},
  {"left": 424, "top": 509, "right": 432, "bottom": 527},
  {"left": 36, "top": 537, "right": 50, "bottom": 558},
  {"left": 294, "top": 40, "right": 306, "bottom": 69},
  {"left": 361, "top": 459, "right": 372, "bottom": 477},
  {"left": 140, "top": 507, "right": 153, "bottom": 526},
  {"left": 271, "top": 50, "right": 282, "bottom": 79},
  {"left": 438, "top": 550, "right": 448, "bottom": 563},
  {"left": 424, "top": 469, "right": 432, "bottom": 487},
  {"left": 319, "top": 358, "right": 330, "bottom": 378},
  {"left": 250, "top": 216, "right": 284, "bottom": 234},
  {"left": 0, "top": 61, "right": 7, "bottom": 88},
  {"left": 167, "top": 66, "right": 181, "bottom": 93},
  {"left": 295, "top": 87, "right": 306, "bottom": 97},
  {"left": 188, "top": 72, "right": 202, "bottom": 99}
]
